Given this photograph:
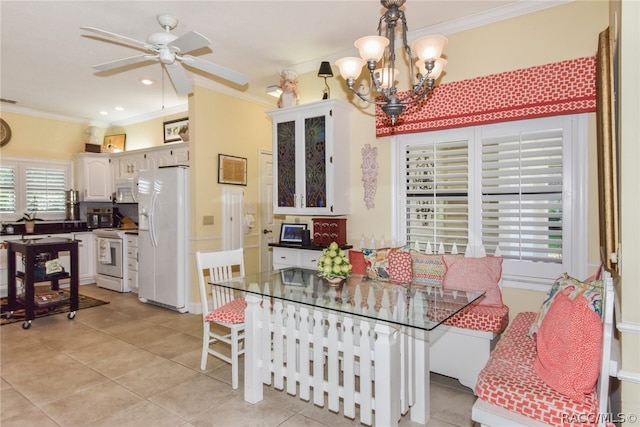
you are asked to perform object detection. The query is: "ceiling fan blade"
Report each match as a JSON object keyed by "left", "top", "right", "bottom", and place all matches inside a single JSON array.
[
  {"left": 168, "top": 31, "right": 211, "bottom": 54},
  {"left": 80, "top": 26, "right": 149, "bottom": 50},
  {"left": 165, "top": 62, "right": 193, "bottom": 94},
  {"left": 93, "top": 54, "right": 157, "bottom": 71},
  {"left": 181, "top": 55, "right": 248, "bottom": 85}
]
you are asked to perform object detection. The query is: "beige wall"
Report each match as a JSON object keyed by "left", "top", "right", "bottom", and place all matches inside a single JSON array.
[
  {"left": 107, "top": 110, "right": 187, "bottom": 151},
  {"left": 0, "top": 111, "right": 87, "bottom": 159},
  {"left": 189, "top": 85, "right": 272, "bottom": 283}
]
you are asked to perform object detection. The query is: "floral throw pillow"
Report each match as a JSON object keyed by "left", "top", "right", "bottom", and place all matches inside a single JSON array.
[{"left": 527, "top": 273, "right": 603, "bottom": 337}]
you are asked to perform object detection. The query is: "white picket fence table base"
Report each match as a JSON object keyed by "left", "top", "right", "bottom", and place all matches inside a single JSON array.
[{"left": 243, "top": 286, "right": 434, "bottom": 426}]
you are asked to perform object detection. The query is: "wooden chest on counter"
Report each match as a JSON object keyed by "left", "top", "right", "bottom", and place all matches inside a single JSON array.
[{"left": 312, "top": 218, "right": 347, "bottom": 245}]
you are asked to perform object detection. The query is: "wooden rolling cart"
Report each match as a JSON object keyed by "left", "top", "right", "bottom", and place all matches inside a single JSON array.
[{"left": 4, "top": 237, "right": 79, "bottom": 329}]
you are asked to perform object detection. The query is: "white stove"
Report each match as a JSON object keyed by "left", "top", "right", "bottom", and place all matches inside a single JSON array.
[{"left": 94, "top": 228, "right": 130, "bottom": 292}]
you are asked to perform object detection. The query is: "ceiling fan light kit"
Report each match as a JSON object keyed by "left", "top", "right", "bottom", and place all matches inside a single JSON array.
[
  {"left": 335, "top": 0, "right": 448, "bottom": 125},
  {"left": 81, "top": 13, "right": 248, "bottom": 95}
]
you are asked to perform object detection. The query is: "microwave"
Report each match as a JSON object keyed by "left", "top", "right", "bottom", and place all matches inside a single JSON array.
[
  {"left": 114, "top": 178, "right": 138, "bottom": 203},
  {"left": 87, "top": 207, "right": 113, "bottom": 229}
]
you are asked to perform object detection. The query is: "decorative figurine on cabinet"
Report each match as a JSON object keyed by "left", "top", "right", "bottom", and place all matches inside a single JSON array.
[{"left": 277, "top": 69, "right": 299, "bottom": 108}]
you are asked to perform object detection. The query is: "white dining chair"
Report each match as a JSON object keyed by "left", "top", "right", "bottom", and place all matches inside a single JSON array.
[{"left": 195, "top": 248, "right": 246, "bottom": 389}]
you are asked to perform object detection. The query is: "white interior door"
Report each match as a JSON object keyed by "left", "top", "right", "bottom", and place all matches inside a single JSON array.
[
  {"left": 259, "top": 150, "right": 279, "bottom": 271},
  {"left": 223, "top": 187, "right": 244, "bottom": 250}
]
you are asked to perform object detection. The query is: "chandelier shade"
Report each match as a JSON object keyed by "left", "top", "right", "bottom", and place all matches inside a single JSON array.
[
  {"left": 335, "top": 57, "right": 366, "bottom": 80},
  {"left": 335, "top": 0, "right": 448, "bottom": 125},
  {"left": 354, "top": 36, "right": 389, "bottom": 62},
  {"left": 412, "top": 35, "right": 448, "bottom": 62}
]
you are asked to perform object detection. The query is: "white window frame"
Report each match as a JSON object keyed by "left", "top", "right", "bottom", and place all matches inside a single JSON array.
[
  {"left": 392, "top": 114, "right": 589, "bottom": 291},
  {"left": 0, "top": 155, "right": 72, "bottom": 222}
]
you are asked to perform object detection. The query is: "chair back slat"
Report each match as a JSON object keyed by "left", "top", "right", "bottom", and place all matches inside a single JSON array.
[{"left": 195, "top": 248, "right": 245, "bottom": 316}]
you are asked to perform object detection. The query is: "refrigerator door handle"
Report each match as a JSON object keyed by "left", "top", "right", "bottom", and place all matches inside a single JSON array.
[{"left": 149, "top": 187, "right": 158, "bottom": 247}]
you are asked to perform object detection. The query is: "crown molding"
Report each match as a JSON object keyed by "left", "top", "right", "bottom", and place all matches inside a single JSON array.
[{"left": 0, "top": 104, "right": 109, "bottom": 127}]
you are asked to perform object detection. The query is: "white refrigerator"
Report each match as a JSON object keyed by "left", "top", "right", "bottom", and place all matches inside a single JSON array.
[{"left": 137, "top": 165, "right": 190, "bottom": 313}]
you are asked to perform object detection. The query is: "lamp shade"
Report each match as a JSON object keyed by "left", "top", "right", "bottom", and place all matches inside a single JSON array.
[
  {"left": 415, "top": 58, "right": 448, "bottom": 80},
  {"left": 335, "top": 57, "right": 366, "bottom": 80},
  {"left": 318, "top": 61, "right": 333, "bottom": 77},
  {"left": 354, "top": 36, "right": 389, "bottom": 62},
  {"left": 412, "top": 35, "right": 448, "bottom": 62},
  {"left": 374, "top": 68, "right": 398, "bottom": 89}
]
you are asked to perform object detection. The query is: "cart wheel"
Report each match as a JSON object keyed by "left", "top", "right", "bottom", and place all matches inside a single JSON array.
[
  {"left": 68, "top": 311, "right": 76, "bottom": 320},
  {"left": 4, "top": 311, "right": 13, "bottom": 319},
  {"left": 22, "top": 320, "right": 31, "bottom": 329}
]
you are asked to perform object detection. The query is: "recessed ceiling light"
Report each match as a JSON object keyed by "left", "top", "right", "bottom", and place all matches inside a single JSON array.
[
  {"left": 141, "top": 79, "right": 154, "bottom": 85},
  {"left": 99, "top": 111, "right": 108, "bottom": 115},
  {"left": 114, "top": 106, "right": 124, "bottom": 111}
]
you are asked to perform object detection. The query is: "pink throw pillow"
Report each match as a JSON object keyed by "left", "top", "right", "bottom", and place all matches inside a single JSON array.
[
  {"left": 533, "top": 292, "right": 603, "bottom": 402},
  {"left": 442, "top": 255, "right": 503, "bottom": 307},
  {"left": 348, "top": 250, "right": 367, "bottom": 275},
  {"left": 388, "top": 250, "right": 412, "bottom": 284}
]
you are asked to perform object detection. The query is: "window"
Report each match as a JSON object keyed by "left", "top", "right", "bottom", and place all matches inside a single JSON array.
[
  {"left": 0, "top": 156, "right": 71, "bottom": 220},
  {"left": 394, "top": 115, "right": 588, "bottom": 288}
]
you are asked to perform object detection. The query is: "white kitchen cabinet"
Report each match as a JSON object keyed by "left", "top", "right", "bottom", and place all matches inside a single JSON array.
[
  {"left": 73, "top": 232, "right": 95, "bottom": 285},
  {"left": 272, "top": 246, "right": 323, "bottom": 270},
  {"left": 114, "top": 152, "right": 146, "bottom": 180},
  {"left": 111, "top": 143, "right": 189, "bottom": 180},
  {"left": 126, "top": 234, "right": 138, "bottom": 293},
  {"left": 268, "top": 100, "right": 352, "bottom": 215},
  {"left": 75, "top": 153, "right": 113, "bottom": 202}
]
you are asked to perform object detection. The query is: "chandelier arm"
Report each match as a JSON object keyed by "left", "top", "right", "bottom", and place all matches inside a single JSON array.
[
  {"left": 349, "top": 87, "right": 389, "bottom": 106},
  {"left": 394, "top": 78, "right": 435, "bottom": 105}
]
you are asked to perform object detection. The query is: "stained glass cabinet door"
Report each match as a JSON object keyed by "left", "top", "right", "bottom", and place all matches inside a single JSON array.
[{"left": 269, "top": 100, "right": 352, "bottom": 216}]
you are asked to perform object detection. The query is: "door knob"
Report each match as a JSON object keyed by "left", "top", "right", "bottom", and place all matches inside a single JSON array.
[{"left": 263, "top": 229, "right": 272, "bottom": 234}]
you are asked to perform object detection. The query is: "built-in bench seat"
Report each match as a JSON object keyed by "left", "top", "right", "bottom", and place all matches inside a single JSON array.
[
  {"left": 472, "top": 271, "right": 616, "bottom": 427},
  {"left": 353, "top": 242, "right": 510, "bottom": 391}
]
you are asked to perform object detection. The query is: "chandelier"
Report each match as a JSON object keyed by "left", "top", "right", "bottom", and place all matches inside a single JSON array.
[{"left": 335, "top": 0, "right": 448, "bottom": 125}]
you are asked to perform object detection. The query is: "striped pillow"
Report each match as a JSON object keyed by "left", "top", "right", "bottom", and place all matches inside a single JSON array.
[{"left": 410, "top": 250, "right": 445, "bottom": 286}]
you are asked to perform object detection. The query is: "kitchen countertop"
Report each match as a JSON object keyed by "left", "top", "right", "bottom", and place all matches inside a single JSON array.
[{"left": 1, "top": 221, "right": 90, "bottom": 237}]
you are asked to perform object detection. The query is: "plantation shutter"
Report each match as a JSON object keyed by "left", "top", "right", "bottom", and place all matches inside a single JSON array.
[
  {"left": 0, "top": 165, "right": 17, "bottom": 214},
  {"left": 24, "top": 164, "right": 66, "bottom": 213},
  {"left": 404, "top": 139, "right": 469, "bottom": 251},
  {"left": 481, "top": 128, "right": 563, "bottom": 263}
]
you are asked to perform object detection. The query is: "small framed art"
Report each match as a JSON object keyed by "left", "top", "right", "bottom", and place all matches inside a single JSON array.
[
  {"left": 279, "top": 223, "right": 307, "bottom": 244},
  {"left": 163, "top": 117, "right": 189, "bottom": 143},
  {"left": 218, "top": 154, "right": 247, "bottom": 185},
  {"left": 103, "top": 134, "right": 126, "bottom": 152}
]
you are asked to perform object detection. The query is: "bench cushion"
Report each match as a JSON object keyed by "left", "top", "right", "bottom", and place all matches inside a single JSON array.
[
  {"left": 443, "top": 303, "right": 509, "bottom": 333},
  {"left": 475, "top": 312, "right": 600, "bottom": 426}
]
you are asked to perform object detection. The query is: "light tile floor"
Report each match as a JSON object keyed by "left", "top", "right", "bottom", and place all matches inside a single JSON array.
[{"left": 1, "top": 285, "right": 479, "bottom": 427}]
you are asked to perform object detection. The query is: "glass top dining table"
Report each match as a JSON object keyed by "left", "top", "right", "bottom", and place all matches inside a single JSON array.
[{"left": 210, "top": 267, "right": 484, "bottom": 331}]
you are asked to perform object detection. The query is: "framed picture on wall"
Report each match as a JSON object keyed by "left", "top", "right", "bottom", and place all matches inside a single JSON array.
[
  {"left": 103, "top": 134, "right": 126, "bottom": 152},
  {"left": 218, "top": 154, "right": 247, "bottom": 185},
  {"left": 163, "top": 117, "right": 189, "bottom": 143}
]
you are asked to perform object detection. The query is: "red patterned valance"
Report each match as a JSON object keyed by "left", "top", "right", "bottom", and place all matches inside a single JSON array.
[{"left": 375, "top": 56, "right": 596, "bottom": 137}]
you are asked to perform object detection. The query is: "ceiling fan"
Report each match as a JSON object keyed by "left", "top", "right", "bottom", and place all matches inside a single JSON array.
[{"left": 81, "top": 13, "right": 248, "bottom": 95}]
